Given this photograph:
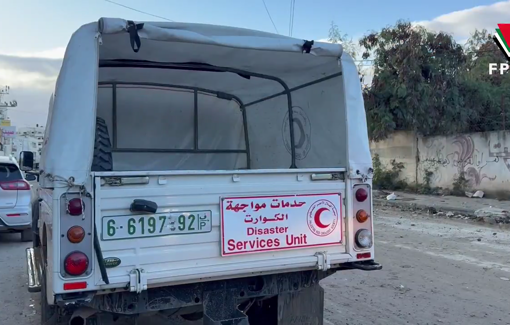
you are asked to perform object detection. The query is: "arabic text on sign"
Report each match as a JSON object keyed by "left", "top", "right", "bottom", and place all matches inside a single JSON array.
[
  {"left": 225, "top": 199, "right": 306, "bottom": 213},
  {"left": 243, "top": 213, "right": 289, "bottom": 224}
]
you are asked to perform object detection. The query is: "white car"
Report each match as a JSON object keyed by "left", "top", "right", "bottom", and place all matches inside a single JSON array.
[{"left": 0, "top": 155, "right": 36, "bottom": 241}]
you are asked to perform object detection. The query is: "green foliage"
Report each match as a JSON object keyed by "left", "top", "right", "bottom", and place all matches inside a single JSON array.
[
  {"left": 452, "top": 171, "right": 470, "bottom": 196},
  {"left": 461, "top": 29, "right": 510, "bottom": 133},
  {"left": 328, "top": 21, "right": 357, "bottom": 59},
  {"left": 360, "top": 21, "right": 467, "bottom": 140},
  {"left": 372, "top": 154, "right": 407, "bottom": 190},
  {"left": 328, "top": 22, "right": 366, "bottom": 84},
  {"left": 415, "top": 168, "right": 437, "bottom": 194},
  {"left": 357, "top": 22, "right": 510, "bottom": 141}
]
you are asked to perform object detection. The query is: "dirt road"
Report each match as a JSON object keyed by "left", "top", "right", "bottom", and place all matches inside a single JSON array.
[
  {"left": 3, "top": 207, "right": 509, "bottom": 324},
  {"left": 323, "top": 207, "right": 510, "bottom": 325}
]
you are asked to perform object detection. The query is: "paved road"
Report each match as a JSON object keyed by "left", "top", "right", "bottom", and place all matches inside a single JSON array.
[
  {"left": 0, "top": 233, "right": 38, "bottom": 325},
  {"left": 3, "top": 207, "right": 510, "bottom": 325}
]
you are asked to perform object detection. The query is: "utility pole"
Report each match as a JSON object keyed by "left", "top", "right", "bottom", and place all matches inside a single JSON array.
[{"left": 0, "top": 86, "right": 17, "bottom": 155}]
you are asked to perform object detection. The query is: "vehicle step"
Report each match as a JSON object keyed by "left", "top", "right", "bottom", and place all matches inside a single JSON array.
[{"left": 26, "top": 247, "right": 42, "bottom": 293}]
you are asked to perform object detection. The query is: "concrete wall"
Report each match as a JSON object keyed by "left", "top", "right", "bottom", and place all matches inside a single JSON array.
[
  {"left": 370, "top": 131, "right": 417, "bottom": 184},
  {"left": 370, "top": 130, "right": 510, "bottom": 197}
]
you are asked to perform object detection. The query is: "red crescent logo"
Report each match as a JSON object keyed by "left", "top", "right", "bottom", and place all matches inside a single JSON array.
[
  {"left": 314, "top": 208, "right": 330, "bottom": 228},
  {"left": 307, "top": 199, "right": 339, "bottom": 237}
]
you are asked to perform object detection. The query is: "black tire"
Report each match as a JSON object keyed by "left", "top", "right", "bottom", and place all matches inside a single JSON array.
[
  {"left": 32, "top": 201, "right": 40, "bottom": 247},
  {"left": 91, "top": 117, "right": 113, "bottom": 172},
  {"left": 21, "top": 228, "right": 33, "bottom": 242},
  {"left": 40, "top": 246, "right": 70, "bottom": 325},
  {"left": 41, "top": 266, "right": 58, "bottom": 325}
]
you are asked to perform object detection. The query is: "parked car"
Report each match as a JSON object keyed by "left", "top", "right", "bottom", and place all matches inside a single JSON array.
[{"left": 0, "top": 155, "right": 36, "bottom": 241}]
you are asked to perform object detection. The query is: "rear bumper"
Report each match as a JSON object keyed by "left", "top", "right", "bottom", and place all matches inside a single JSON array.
[
  {"left": 0, "top": 206, "right": 32, "bottom": 231},
  {"left": 338, "top": 260, "right": 383, "bottom": 271}
]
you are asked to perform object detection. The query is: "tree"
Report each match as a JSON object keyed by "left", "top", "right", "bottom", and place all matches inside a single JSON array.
[
  {"left": 359, "top": 21, "right": 467, "bottom": 140},
  {"left": 328, "top": 22, "right": 366, "bottom": 83},
  {"left": 461, "top": 29, "right": 510, "bottom": 132},
  {"left": 328, "top": 22, "right": 358, "bottom": 58}
]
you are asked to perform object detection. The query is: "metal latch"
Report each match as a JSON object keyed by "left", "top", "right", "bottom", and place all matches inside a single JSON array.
[
  {"left": 129, "top": 268, "right": 147, "bottom": 293},
  {"left": 315, "top": 252, "right": 331, "bottom": 271}
]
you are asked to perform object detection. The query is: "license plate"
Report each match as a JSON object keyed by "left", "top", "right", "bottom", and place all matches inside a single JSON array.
[{"left": 101, "top": 211, "right": 212, "bottom": 240}]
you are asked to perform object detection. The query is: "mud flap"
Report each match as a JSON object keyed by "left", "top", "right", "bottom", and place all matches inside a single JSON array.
[
  {"left": 203, "top": 287, "right": 249, "bottom": 325},
  {"left": 277, "top": 284, "right": 324, "bottom": 325}
]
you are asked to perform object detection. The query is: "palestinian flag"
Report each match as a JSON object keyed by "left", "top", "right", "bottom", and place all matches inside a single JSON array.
[{"left": 494, "top": 24, "right": 510, "bottom": 60}]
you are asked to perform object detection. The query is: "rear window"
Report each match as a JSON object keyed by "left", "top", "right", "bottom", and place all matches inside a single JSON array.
[{"left": 0, "top": 163, "right": 23, "bottom": 182}]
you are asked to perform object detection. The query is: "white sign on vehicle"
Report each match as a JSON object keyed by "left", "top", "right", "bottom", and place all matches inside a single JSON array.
[{"left": 221, "top": 193, "right": 342, "bottom": 256}]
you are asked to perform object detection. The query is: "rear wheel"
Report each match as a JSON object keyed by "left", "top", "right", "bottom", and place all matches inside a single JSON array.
[
  {"left": 40, "top": 240, "right": 69, "bottom": 325},
  {"left": 41, "top": 266, "right": 57, "bottom": 325},
  {"left": 21, "top": 228, "right": 33, "bottom": 242},
  {"left": 91, "top": 117, "right": 113, "bottom": 172}
]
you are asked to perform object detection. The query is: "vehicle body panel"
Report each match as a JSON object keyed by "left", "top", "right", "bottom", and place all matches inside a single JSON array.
[{"left": 91, "top": 169, "right": 352, "bottom": 289}]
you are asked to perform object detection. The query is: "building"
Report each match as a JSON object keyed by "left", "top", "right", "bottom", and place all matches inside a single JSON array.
[{"left": 11, "top": 124, "right": 45, "bottom": 169}]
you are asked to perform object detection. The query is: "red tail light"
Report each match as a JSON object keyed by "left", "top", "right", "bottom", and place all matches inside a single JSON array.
[
  {"left": 63, "top": 282, "right": 87, "bottom": 290},
  {"left": 0, "top": 180, "right": 30, "bottom": 191},
  {"left": 355, "top": 188, "right": 368, "bottom": 202},
  {"left": 67, "top": 198, "right": 84, "bottom": 216},
  {"left": 7, "top": 213, "right": 28, "bottom": 217},
  {"left": 64, "top": 251, "right": 89, "bottom": 276},
  {"left": 357, "top": 252, "right": 371, "bottom": 259}
]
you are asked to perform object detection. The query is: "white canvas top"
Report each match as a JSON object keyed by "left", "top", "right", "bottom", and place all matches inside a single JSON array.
[{"left": 40, "top": 18, "right": 371, "bottom": 187}]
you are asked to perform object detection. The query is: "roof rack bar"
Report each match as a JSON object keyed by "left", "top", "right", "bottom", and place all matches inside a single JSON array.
[
  {"left": 99, "top": 60, "right": 297, "bottom": 168},
  {"left": 98, "top": 81, "right": 251, "bottom": 168},
  {"left": 244, "top": 71, "right": 343, "bottom": 108}
]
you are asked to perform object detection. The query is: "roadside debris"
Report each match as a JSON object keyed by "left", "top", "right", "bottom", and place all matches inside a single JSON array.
[
  {"left": 387, "top": 193, "right": 397, "bottom": 201},
  {"left": 373, "top": 190, "right": 510, "bottom": 227},
  {"left": 473, "top": 191, "right": 484, "bottom": 198},
  {"left": 474, "top": 207, "right": 510, "bottom": 224},
  {"left": 465, "top": 190, "right": 484, "bottom": 198}
]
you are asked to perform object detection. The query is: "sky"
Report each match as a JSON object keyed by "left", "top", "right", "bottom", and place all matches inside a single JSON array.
[{"left": 1, "top": 0, "right": 509, "bottom": 127}]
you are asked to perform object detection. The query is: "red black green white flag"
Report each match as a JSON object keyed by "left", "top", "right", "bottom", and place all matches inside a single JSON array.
[{"left": 494, "top": 24, "right": 510, "bottom": 60}]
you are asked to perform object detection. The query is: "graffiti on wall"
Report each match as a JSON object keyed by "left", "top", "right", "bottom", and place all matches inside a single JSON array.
[
  {"left": 421, "top": 135, "right": 503, "bottom": 187},
  {"left": 451, "top": 135, "right": 497, "bottom": 186},
  {"left": 489, "top": 140, "right": 510, "bottom": 171},
  {"left": 421, "top": 138, "right": 446, "bottom": 183}
]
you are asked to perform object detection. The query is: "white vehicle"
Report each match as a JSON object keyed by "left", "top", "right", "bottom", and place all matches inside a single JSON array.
[
  {"left": 23, "top": 18, "right": 380, "bottom": 325},
  {"left": 0, "top": 154, "right": 36, "bottom": 241}
]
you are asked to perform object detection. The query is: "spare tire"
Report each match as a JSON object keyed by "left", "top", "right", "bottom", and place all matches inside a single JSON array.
[{"left": 92, "top": 117, "right": 113, "bottom": 172}]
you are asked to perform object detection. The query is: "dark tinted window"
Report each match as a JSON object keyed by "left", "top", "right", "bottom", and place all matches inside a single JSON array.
[{"left": 0, "top": 163, "right": 23, "bottom": 182}]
